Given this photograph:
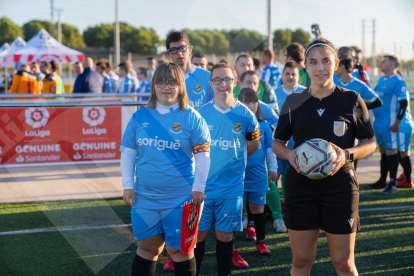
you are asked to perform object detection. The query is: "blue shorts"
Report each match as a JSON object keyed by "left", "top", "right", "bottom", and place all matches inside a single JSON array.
[
  {"left": 245, "top": 190, "right": 267, "bottom": 205},
  {"left": 131, "top": 207, "right": 182, "bottom": 250},
  {"left": 199, "top": 197, "right": 243, "bottom": 233},
  {"left": 397, "top": 132, "right": 412, "bottom": 152},
  {"left": 374, "top": 126, "right": 397, "bottom": 149}
]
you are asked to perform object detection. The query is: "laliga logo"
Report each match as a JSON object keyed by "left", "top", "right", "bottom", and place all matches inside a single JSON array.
[
  {"left": 83, "top": 107, "right": 106, "bottom": 126},
  {"left": 25, "top": 108, "right": 49, "bottom": 128}
]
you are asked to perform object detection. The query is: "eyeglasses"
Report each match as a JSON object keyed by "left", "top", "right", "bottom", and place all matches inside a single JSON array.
[
  {"left": 211, "top": 77, "right": 235, "bottom": 85},
  {"left": 156, "top": 80, "right": 178, "bottom": 89},
  {"left": 167, "top": 45, "right": 189, "bottom": 54}
]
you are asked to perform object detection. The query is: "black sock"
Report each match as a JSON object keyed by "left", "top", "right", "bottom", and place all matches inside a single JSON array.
[
  {"left": 131, "top": 254, "right": 156, "bottom": 276},
  {"left": 400, "top": 156, "right": 412, "bottom": 182},
  {"left": 379, "top": 153, "right": 388, "bottom": 183},
  {"left": 252, "top": 212, "right": 266, "bottom": 243},
  {"left": 194, "top": 241, "right": 205, "bottom": 276},
  {"left": 387, "top": 153, "right": 399, "bottom": 186},
  {"left": 173, "top": 257, "right": 196, "bottom": 276},
  {"left": 247, "top": 204, "right": 254, "bottom": 226},
  {"left": 216, "top": 240, "right": 233, "bottom": 276}
]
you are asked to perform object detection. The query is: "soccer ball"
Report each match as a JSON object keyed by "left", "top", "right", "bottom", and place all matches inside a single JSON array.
[{"left": 297, "top": 138, "right": 335, "bottom": 180}]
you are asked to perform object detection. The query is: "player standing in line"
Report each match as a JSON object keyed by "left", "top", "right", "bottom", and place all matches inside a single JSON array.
[
  {"left": 274, "top": 38, "right": 376, "bottom": 276},
  {"left": 196, "top": 63, "right": 260, "bottom": 276},
  {"left": 117, "top": 63, "right": 136, "bottom": 93},
  {"left": 136, "top": 67, "right": 151, "bottom": 103},
  {"left": 368, "top": 55, "right": 411, "bottom": 194},
  {"left": 121, "top": 63, "right": 211, "bottom": 276},
  {"left": 238, "top": 87, "right": 278, "bottom": 255},
  {"left": 279, "top": 43, "right": 309, "bottom": 87},
  {"left": 191, "top": 53, "right": 208, "bottom": 70},
  {"left": 233, "top": 54, "right": 278, "bottom": 112},
  {"left": 166, "top": 32, "right": 214, "bottom": 110},
  {"left": 261, "top": 49, "right": 281, "bottom": 90},
  {"left": 350, "top": 46, "right": 371, "bottom": 87}
]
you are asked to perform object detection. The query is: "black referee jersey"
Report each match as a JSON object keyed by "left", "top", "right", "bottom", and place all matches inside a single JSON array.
[{"left": 274, "top": 86, "right": 374, "bottom": 150}]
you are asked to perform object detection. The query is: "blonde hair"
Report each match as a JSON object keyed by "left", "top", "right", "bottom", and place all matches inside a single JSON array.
[{"left": 148, "top": 63, "right": 189, "bottom": 111}]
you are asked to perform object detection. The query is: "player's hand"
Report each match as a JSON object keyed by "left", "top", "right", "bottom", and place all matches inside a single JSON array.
[
  {"left": 288, "top": 148, "right": 300, "bottom": 173},
  {"left": 329, "top": 142, "right": 346, "bottom": 176},
  {"left": 191, "top": 191, "right": 205, "bottom": 211},
  {"left": 390, "top": 120, "right": 400, "bottom": 132},
  {"left": 123, "top": 189, "right": 135, "bottom": 206},
  {"left": 268, "top": 171, "right": 279, "bottom": 182}
]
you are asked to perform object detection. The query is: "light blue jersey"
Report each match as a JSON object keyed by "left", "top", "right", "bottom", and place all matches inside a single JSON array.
[
  {"left": 352, "top": 70, "right": 371, "bottom": 87},
  {"left": 335, "top": 77, "right": 379, "bottom": 103},
  {"left": 261, "top": 64, "right": 281, "bottom": 90},
  {"left": 137, "top": 80, "right": 151, "bottom": 102},
  {"left": 117, "top": 76, "right": 136, "bottom": 93},
  {"left": 373, "top": 74, "right": 411, "bottom": 130},
  {"left": 198, "top": 100, "right": 260, "bottom": 198},
  {"left": 120, "top": 105, "right": 210, "bottom": 209},
  {"left": 103, "top": 75, "right": 113, "bottom": 93},
  {"left": 275, "top": 85, "right": 306, "bottom": 110},
  {"left": 185, "top": 65, "right": 214, "bottom": 109},
  {"left": 244, "top": 120, "right": 272, "bottom": 193},
  {"left": 259, "top": 101, "right": 278, "bottom": 128}
]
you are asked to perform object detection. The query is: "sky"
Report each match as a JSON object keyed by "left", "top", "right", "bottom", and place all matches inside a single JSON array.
[{"left": 1, "top": 0, "right": 413, "bottom": 60}]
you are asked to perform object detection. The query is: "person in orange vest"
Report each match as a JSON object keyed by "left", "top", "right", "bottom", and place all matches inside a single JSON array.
[
  {"left": 40, "top": 61, "right": 57, "bottom": 94},
  {"left": 10, "top": 64, "right": 41, "bottom": 96}
]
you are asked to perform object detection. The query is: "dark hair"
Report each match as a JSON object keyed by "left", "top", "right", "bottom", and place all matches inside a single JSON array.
[
  {"left": 210, "top": 63, "right": 237, "bottom": 80},
  {"left": 147, "top": 57, "right": 155, "bottom": 61},
  {"left": 96, "top": 61, "right": 107, "bottom": 70},
  {"left": 286, "top": 42, "right": 305, "bottom": 63},
  {"left": 252, "top": 58, "right": 260, "bottom": 70},
  {"left": 42, "top": 61, "right": 51, "bottom": 69},
  {"left": 137, "top": 67, "right": 147, "bottom": 77},
  {"left": 191, "top": 52, "right": 206, "bottom": 62},
  {"left": 117, "top": 62, "right": 128, "bottom": 73},
  {"left": 166, "top": 31, "right": 190, "bottom": 49},
  {"left": 282, "top": 61, "right": 299, "bottom": 73},
  {"left": 262, "top": 49, "right": 274, "bottom": 60},
  {"left": 105, "top": 61, "right": 112, "bottom": 70},
  {"left": 339, "top": 56, "right": 354, "bottom": 73},
  {"left": 235, "top": 54, "right": 252, "bottom": 64},
  {"left": 351, "top": 46, "right": 361, "bottom": 54},
  {"left": 50, "top": 60, "right": 58, "bottom": 72},
  {"left": 384, "top": 55, "right": 399, "bottom": 68},
  {"left": 305, "top": 38, "right": 337, "bottom": 61},
  {"left": 218, "top": 59, "right": 228, "bottom": 64},
  {"left": 238, "top": 88, "right": 262, "bottom": 120},
  {"left": 239, "top": 70, "right": 259, "bottom": 83}
]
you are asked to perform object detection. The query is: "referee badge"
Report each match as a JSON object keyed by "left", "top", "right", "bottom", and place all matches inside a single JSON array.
[{"left": 333, "top": 121, "right": 345, "bottom": 137}]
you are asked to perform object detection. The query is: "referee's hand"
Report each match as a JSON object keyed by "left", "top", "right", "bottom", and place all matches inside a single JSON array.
[
  {"left": 329, "top": 142, "right": 346, "bottom": 176},
  {"left": 288, "top": 148, "right": 300, "bottom": 174},
  {"left": 191, "top": 191, "right": 205, "bottom": 211},
  {"left": 123, "top": 189, "right": 136, "bottom": 206}
]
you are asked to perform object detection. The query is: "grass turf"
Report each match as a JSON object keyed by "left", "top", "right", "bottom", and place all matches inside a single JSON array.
[{"left": 0, "top": 188, "right": 413, "bottom": 276}]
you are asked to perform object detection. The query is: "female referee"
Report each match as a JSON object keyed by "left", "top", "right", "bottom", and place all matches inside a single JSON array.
[
  {"left": 121, "top": 63, "right": 211, "bottom": 276},
  {"left": 273, "top": 38, "right": 376, "bottom": 276}
]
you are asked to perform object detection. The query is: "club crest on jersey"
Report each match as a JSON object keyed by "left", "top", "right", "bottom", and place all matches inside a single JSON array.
[
  {"left": 170, "top": 122, "right": 182, "bottom": 134},
  {"left": 232, "top": 123, "right": 242, "bottom": 134},
  {"left": 383, "top": 82, "right": 387, "bottom": 88},
  {"left": 193, "top": 84, "right": 203, "bottom": 94},
  {"left": 334, "top": 121, "right": 345, "bottom": 137}
]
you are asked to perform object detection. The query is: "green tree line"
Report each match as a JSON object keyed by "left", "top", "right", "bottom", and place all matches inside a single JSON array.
[{"left": 0, "top": 17, "right": 311, "bottom": 55}]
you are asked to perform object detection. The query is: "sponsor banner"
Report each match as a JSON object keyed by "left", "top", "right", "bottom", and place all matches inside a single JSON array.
[{"left": 0, "top": 106, "right": 121, "bottom": 166}]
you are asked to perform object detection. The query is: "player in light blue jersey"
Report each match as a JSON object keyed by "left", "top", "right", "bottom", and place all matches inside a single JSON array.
[
  {"left": 166, "top": 32, "right": 214, "bottom": 110},
  {"left": 136, "top": 67, "right": 151, "bottom": 103},
  {"left": 117, "top": 62, "right": 136, "bottom": 93},
  {"left": 334, "top": 56, "right": 382, "bottom": 109},
  {"left": 96, "top": 61, "right": 113, "bottom": 92},
  {"left": 238, "top": 88, "right": 278, "bottom": 255},
  {"left": 275, "top": 62, "right": 306, "bottom": 109},
  {"left": 261, "top": 49, "right": 281, "bottom": 90},
  {"left": 368, "top": 55, "right": 411, "bottom": 194},
  {"left": 121, "top": 63, "right": 210, "bottom": 276},
  {"left": 351, "top": 46, "right": 371, "bottom": 87},
  {"left": 196, "top": 63, "right": 260, "bottom": 276}
]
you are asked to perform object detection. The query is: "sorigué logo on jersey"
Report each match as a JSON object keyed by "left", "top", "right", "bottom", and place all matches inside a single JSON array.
[
  {"left": 82, "top": 107, "right": 107, "bottom": 136},
  {"left": 170, "top": 122, "right": 182, "bottom": 134},
  {"left": 137, "top": 136, "right": 181, "bottom": 151},
  {"left": 24, "top": 108, "right": 51, "bottom": 137}
]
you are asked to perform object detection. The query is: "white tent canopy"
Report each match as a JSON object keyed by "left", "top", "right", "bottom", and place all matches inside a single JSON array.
[
  {"left": 0, "top": 43, "right": 10, "bottom": 53},
  {"left": 0, "top": 37, "right": 26, "bottom": 67},
  {"left": 13, "top": 29, "right": 84, "bottom": 64}
]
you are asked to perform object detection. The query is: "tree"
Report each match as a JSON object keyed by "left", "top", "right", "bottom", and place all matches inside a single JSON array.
[
  {"left": 0, "top": 17, "right": 24, "bottom": 45},
  {"left": 273, "top": 29, "right": 292, "bottom": 51},
  {"left": 83, "top": 24, "right": 114, "bottom": 48},
  {"left": 224, "top": 29, "right": 265, "bottom": 53},
  {"left": 291, "top": 28, "right": 311, "bottom": 47},
  {"left": 210, "top": 30, "right": 229, "bottom": 55},
  {"left": 23, "top": 20, "right": 53, "bottom": 40},
  {"left": 61, "top": 23, "right": 86, "bottom": 48}
]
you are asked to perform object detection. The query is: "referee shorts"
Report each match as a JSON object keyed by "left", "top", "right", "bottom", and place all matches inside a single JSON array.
[{"left": 285, "top": 163, "right": 360, "bottom": 234}]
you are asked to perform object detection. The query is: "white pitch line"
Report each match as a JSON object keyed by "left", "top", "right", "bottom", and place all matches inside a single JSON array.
[{"left": 0, "top": 205, "right": 413, "bottom": 236}]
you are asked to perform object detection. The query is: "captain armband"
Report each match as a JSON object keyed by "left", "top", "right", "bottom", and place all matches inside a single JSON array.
[
  {"left": 193, "top": 143, "right": 210, "bottom": 154},
  {"left": 246, "top": 129, "right": 261, "bottom": 141}
]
